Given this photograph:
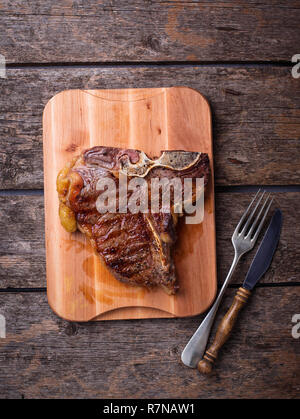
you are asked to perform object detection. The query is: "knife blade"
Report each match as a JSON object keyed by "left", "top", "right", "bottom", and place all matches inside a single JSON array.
[
  {"left": 197, "top": 208, "right": 283, "bottom": 374},
  {"left": 242, "top": 208, "right": 282, "bottom": 290}
]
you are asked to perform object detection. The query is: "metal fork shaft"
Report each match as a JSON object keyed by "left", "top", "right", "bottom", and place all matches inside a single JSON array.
[{"left": 181, "top": 252, "right": 240, "bottom": 368}]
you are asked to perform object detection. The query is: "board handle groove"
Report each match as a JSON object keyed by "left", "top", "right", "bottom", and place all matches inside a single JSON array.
[{"left": 198, "top": 287, "right": 251, "bottom": 374}]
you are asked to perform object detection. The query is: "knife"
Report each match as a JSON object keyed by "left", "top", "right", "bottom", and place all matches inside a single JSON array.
[{"left": 197, "top": 208, "right": 283, "bottom": 374}]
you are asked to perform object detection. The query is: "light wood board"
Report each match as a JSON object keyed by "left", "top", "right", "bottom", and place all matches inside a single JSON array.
[{"left": 43, "top": 87, "right": 217, "bottom": 321}]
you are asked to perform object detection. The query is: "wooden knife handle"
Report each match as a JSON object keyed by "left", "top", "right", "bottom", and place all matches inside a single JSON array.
[{"left": 198, "top": 287, "right": 251, "bottom": 374}]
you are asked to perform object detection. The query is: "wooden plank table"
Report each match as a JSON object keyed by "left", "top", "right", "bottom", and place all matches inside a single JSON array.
[{"left": 0, "top": 0, "right": 299, "bottom": 399}]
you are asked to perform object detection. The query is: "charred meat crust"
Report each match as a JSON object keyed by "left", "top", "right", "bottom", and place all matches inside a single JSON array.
[{"left": 57, "top": 146, "right": 210, "bottom": 294}]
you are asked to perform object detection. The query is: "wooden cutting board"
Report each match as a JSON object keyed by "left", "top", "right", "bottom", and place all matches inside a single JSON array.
[{"left": 43, "top": 87, "right": 217, "bottom": 321}]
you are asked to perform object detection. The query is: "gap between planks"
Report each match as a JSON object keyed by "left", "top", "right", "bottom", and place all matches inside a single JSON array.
[
  {"left": 5, "top": 61, "right": 293, "bottom": 70},
  {"left": 1, "top": 282, "right": 300, "bottom": 294}
]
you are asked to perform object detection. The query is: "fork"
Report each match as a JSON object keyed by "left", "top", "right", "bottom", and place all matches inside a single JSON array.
[{"left": 181, "top": 190, "right": 273, "bottom": 368}]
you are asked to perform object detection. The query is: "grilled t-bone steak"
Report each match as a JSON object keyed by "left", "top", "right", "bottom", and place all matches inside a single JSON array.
[{"left": 57, "top": 146, "right": 209, "bottom": 294}]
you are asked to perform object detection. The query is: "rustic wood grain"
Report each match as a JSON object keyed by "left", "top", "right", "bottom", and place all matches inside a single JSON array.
[
  {"left": 1, "top": 1, "right": 299, "bottom": 63},
  {"left": 0, "top": 0, "right": 299, "bottom": 401},
  {"left": 0, "top": 287, "right": 299, "bottom": 398},
  {"left": 0, "top": 192, "right": 299, "bottom": 289},
  {"left": 0, "top": 66, "right": 299, "bottom": 189}
]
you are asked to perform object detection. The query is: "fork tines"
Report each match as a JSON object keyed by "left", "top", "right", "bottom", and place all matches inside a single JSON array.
[{"left": 235, "top": 189, "right": 273, "bottom": 241}]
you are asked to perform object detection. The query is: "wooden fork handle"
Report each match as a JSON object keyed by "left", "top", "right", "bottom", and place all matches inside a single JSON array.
[{"left": 198, "top": 287, "right": 251, "bottom": 374}]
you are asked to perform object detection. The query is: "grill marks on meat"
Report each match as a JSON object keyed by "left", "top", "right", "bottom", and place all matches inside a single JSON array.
[
  {"left": 57, "top": 146, "right": 209, "bottom": 294},
  {"left": 79, "top": 212, "right": 168, "bottom": 287}
]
